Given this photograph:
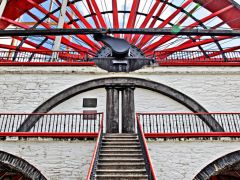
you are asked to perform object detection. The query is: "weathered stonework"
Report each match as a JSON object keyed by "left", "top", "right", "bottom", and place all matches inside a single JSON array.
[
  {"left": 0, "top": 139, "right": 239, "bottom": 179},
  {"left": 1, "top": 66, "right": 240, "bottom": 114},
  {"left": 148, "top": 139, "right": 240, "bottom": 180},
  {"left": 0, "top": 140, "right": 95, "bottom": 180}
]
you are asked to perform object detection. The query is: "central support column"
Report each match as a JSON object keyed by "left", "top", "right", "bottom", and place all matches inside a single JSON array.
[
  {"left": 106, "top": 85, "right": 119, "bottom": 133},
  {"left": 122, "top": 85, "right": 135, "bottom": 133},
  {"left": 105, "top": 83, "right": 135, "bottom": 133}
]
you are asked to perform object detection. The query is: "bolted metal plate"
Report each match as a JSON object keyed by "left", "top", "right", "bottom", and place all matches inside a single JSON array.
[{"left": 94, "top": 46, "right": 151, "bottom": 72}]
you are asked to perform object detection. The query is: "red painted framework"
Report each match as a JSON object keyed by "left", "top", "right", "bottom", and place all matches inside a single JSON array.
[
  {"left": 0, "top": 0, "right": 240, "bottom": 58},
  {"left": 136, "top": 114, "right": 157, "bottom": 180},
  {"left": 86, "top": 114, "right": 104, "bottom": 180}
]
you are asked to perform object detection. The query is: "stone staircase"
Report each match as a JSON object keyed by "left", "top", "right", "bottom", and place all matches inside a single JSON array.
[{"left": 95, "top": 133, "right": 149, "bottom": 180}]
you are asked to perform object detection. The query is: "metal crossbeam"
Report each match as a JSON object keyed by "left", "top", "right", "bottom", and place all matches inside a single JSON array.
[{"left": 0, "top": 28, "right": 240, "bottom": 36}]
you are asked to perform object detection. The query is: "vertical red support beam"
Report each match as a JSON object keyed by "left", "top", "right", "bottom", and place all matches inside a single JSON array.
[
  {"left": 112, "top": 0, "right": 120, "bottom": 38},
  {"left": 124, "top": 0, "right": 140, "bottom": 42}
]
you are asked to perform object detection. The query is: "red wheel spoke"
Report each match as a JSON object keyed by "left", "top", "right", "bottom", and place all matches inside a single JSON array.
[
  {"left": 137, "top": 0, "right": 193, "bottom": 48},
  {"left": 112, "top": 0, "right": 120, "bottom": 38},
  {"left": 26, "top": 11, "right": 94, "bottom": 52},
  {"left": 131, "top": 0, "right": 161, "bottom": 44},
  {"left": 146, "top": 36, "right": 231, "bottom": 57},
  {"left": 68, "top": 3, "right": 93, "bottom": 29},
  {"left": 0, "top": 0, "right": 239, "bottom": 62},
  {"left": 26, "top": 0, "right": 98, "bottom": 51},
  {"left": 193, "top": 46, "right": 240, "bottom": 60},
  {"left": 86, "top": 0, "right": 107, "bottom": 28},
  {"left": 1, "top": 16, "right": 93, "bottom": 53},
  {"left": 90, "top": 0, "right": 107, "bottom": 28},
  {"left": 142, "top": 3, "right": 199, "bottom": 53},
  {"left": 86, "top": 0, "right": 100, "bottom": 28},
  {"left": 124, "top": 0, "right": 140, "bottom": 41},
  {"left": 143, "top": 4, "right": 234, "bottom": 54}
]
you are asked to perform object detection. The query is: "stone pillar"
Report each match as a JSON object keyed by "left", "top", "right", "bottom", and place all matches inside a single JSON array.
[
  {"left": 122, "top": 85, "right": 135, "bottom": 133},
  {"left": 106, "top": 86, "right": 119, "bottom": 133}
]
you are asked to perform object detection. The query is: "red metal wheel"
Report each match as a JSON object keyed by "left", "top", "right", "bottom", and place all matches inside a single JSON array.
[{"left": 0, "top": 0, "right": 239, "bottom": 63}]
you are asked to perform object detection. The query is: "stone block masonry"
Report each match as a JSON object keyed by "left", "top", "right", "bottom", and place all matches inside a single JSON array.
[
  {"left": 0, "top": 140, "right": 95, "bottom": 180},
  {"left": 0, "top": 139, "right": 239, "bottom": 179},
  {"left": 148, "top": 139, "right": 240, "bottom": 180},
  {"left": 1, "top": 66, "right": 240, "bottom": 113}
]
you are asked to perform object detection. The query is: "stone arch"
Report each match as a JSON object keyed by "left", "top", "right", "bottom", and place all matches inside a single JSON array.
[
  {"left": 0, "top": 150, "right": 47, "bottom": 180},
  {"left": 17, "top": 77, "right": 224, "bottom": 132},
  {"left": 194, "top": 150, "right": 240, "bottom": 180}
]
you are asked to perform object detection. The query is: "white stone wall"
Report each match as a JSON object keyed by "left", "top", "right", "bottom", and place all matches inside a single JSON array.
[
  {"left": 1, "top": 66, "right": 240, "bottom": 113},
  {"left": 148, "top": 139, "right": 240, "bottom": 180},
  {"left": 0, "top": 140, "right": 95, "bottom": 180},
  {"left": 0, "top": 139, "right": 239, "bottom": 179}
]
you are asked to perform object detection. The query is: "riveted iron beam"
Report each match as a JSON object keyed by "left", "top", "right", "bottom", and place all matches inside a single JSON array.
[{"left": 0, "top": 28, "right": 240, "bottom": 37}]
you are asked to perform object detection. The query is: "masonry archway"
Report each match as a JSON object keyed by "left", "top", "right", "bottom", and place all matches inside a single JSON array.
[
  {"left": 194, "top": 150, "right": 240, "bottom": 180},
  {"left": 17, "top": 77, "right": 224, "bottom": 132},
  {"left": 0, "top": 150, "right": 47, "bottom": 180}
]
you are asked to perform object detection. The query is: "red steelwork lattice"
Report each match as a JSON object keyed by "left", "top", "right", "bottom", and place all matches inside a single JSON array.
[{"left": 0, "top": 0, "right": 239, "bottom": 66}]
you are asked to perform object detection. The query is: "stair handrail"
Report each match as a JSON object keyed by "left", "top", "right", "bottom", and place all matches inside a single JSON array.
[
  {"left": 136, "top": 113, "right": 157, "bottom": 180},
  {"left": 86, "top": 113, "right": 104, "bottom": 180}
]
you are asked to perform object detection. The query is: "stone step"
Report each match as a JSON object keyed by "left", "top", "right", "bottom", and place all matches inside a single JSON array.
[
  {"left": 103, "top": 136, "right": 138, "bottom": 139},
  {"left": 102, "top": 138, "right": 139, "bottom": 142},
  {"left": 104, "top": 133, "right": 137, "bottom": 137},
  {"left": 101, "top": 145, "right": 141, "bottom": 149},
  {"left": 95, "top": 174, "right": 148, "bottom": 180},
  {"left": 97, "top": 163, "right": 146, "bottom": 170},
  {"left": 96, "top": 169, "right": 147, "bottom": 175},
  {"left": 100, "top": 149, "right": 142, "bottom": 154},
  {"left": 98, "top": 158, "right": 144, "bottom": 163},
  {"left": 102, "top": 142, "right": 140, "bottom": 145},
  {"left": 99, "top": 154, "right": 143, "bottom": 158}
]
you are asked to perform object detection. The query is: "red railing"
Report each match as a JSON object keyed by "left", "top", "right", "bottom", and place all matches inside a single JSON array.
[
  {"left": 154, "top": 50, "right": 240, "bottom": 66},
  {"left": 86, "top": 113, "right": 104, "bottom": 180},
  {"left": 136, "top": 112, "right": 240, "bottom": 138},
  {"left": 0, "top": 50, "right": 95, "bottom": 66},
  {"left": 136, "top": 114, "right": 157, "bottom": 180},
  {"left": 1, "top": 50, "right": 240, "bottom": 66},
  {"left": 0, "top": 112, "right": 103, "bottom": 138}
]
